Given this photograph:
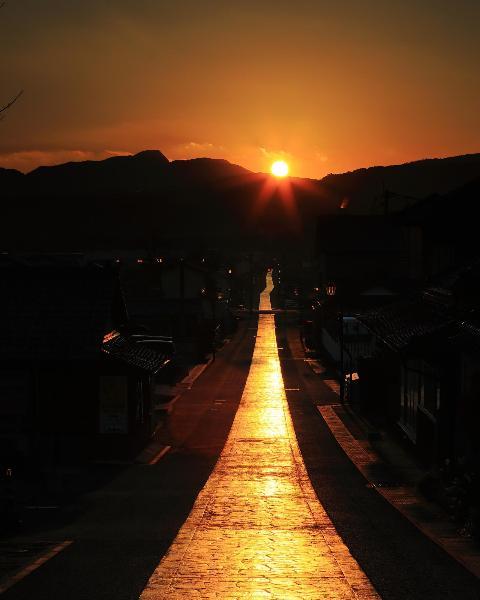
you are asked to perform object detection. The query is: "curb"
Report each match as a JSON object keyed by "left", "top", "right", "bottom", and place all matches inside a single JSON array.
[
  {"left": 318, "top": 404, "right": 480, "bottom": 580},
  {"left": 298, "top": 335, "right": 480, "bottom": 579},
  {"left": 139, "top": 353, "right": 218, "bottom": 463},
  {"left": 153, "top": 355, "right": 215, "bottom": 415},
  {"left": 0, "top": 540, "right": 73, "bottom": 595},
  {"left": 135, "top": 443, "right": 171, "bottom": 465},
  {"left": 180, "top": 355, "right": 215, "bottom": 387}
]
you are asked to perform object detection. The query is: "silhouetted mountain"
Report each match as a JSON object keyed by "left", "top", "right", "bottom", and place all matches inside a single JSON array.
[
  {"left": 318, "top": 154, "right": 480, "bottom": 213},
  {"left": 0, "top": 166, "right": 24, "bottom": 189},
  {"left": 170, "top": 158, "right": 251, "bottom": 182},
  {"left": 28, "top": 149, "right": 170, "bottom": 194},
  {"left": 1, "top": 150, "right": 479, "bottom": 251}
]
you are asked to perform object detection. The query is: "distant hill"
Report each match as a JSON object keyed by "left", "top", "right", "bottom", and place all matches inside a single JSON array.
[
  {"left": 27, "top": 149, "right": 170, "bottom": 194},
  {"left": 0, "top": 166, "right": 24, "bottom": 188},
  {"left": 1, "top": 150, "right": 479, "bottom": 251},
  {"left": 319, "top": 154, "right": 480, "bottom": 213}
]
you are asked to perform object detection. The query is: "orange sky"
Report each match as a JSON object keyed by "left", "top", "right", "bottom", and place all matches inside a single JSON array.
[{"left": 1, "top": 1, "right": 479, "bottom": 178}]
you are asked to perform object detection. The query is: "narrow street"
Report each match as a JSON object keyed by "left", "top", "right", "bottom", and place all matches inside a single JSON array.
[
  {"left": 2, "top": 273, "right": 479, "bottom": 599},
  {"left": 140, "top": 272, "right": 378, "bottom": 598}
]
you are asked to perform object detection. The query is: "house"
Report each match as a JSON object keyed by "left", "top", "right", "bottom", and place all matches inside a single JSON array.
[
  {"left": 99, "top": 330, "right": 172, "bottom": 457},
  {"left": 0, "top": 262, "right": 171, "bottom": 468},
  {"left": 356, "top": 262, "right": 480, "bottom": 466},
  {"left": 309, "top": 281, "right": 399, "bottom": 398}
]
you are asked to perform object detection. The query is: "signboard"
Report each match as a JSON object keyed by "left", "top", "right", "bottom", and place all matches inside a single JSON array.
[{"left": 99, "top": 376, "right": 128, "bottom": 434}]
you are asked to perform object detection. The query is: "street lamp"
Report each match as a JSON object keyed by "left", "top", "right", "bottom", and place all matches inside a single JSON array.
[
  {"left": 325, "top": 282, "right": 344, "bottom": 403},
  {"left": 325, "top": 282, "right": 336, "bottom": 297},
  {"left": 227, "top": 267, "right": 233, "bottom": 305}
]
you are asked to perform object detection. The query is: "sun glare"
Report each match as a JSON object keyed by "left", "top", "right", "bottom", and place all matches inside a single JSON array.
[{"left": 271, "top": 160, "right": 289, "bottom": 177}]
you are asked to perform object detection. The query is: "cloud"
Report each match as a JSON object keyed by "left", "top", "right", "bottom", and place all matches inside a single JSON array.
[
  {"left": 259, "top": 146, "right": 293, "bottom": 160},
  {"left": 0, "top": 149, "right": 131, "bottom": 173},
  {"left": 176, "top": 141, "right": 226, "bottom": 159},
  {"left": 315, "top": 152, "right": 329, "bottom": 163},
  {"left": 185, "top": 142, "right": 214, "bottom": 150}
]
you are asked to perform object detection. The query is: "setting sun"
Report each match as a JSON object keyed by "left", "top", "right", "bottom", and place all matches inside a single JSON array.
[{"left": 271, "top": 160, "right": 289, "bottom": 177}]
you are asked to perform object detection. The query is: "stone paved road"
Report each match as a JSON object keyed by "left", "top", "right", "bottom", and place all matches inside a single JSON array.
[
  {"left": 141, "top": 273, "right": 379, "bottom": 599},
  {"left": 5, "top": 274, "right": 478, "bottom": 599}
]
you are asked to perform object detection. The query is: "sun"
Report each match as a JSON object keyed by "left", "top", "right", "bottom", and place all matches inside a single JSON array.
[{"left": 271, "top": 160, "right": 289, "bottom": 177}]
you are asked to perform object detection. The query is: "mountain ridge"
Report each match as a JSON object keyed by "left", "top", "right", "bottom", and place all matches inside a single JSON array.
[
  {"left": 3, "top": 149, "right": 479, "bottom": 181},
  {"left": 1, "top": 150, "right": 479, "bottom": 251}
]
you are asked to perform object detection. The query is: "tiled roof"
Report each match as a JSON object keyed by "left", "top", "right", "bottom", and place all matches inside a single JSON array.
[
  {"left": 357, "top": 296, "right": 453, "bottom": 352},
  {"left": 102, "top": 331, "right": 170, "bottom": 374},
  {"left": 0, "top": 265, "right": 119, "bottom": 361},
  {"left": 445, "top": 320, "right": 480, "bottom": 354},
  {"left": 358, "top": 261, "right": 480, "bottom": 355}
]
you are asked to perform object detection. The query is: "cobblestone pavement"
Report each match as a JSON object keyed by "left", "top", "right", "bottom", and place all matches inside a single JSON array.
[{"left": 140, "top": 274, "right": 380, "bottom": 599}]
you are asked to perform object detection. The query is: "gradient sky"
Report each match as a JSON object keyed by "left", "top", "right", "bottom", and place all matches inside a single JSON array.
[{"left": 1, "top": 0, "right": 479, "bottom": 177}]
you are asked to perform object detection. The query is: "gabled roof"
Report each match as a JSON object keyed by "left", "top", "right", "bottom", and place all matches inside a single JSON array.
[
  {"left": 102, "top": 331, "right": 171, "bottom": 374},
  {"left": 357, "top": 259, "right": 480, "bottom": 353},
  {"left": 445, "top": 320, "right": 480, "bottom": 354},
  {"left": 0, "top": 264, "right": 122, "bottom": 361},
  {"left": 357, "top": 295, "right": 454, "bottom": 352}
]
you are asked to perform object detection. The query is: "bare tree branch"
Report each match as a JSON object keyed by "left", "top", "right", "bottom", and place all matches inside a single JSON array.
[
  {"left": 0, "top": 1, "right": 24, "bottom": 119},
  {"left": 0, "top": 90, "right": 23, "bottom": 117}
]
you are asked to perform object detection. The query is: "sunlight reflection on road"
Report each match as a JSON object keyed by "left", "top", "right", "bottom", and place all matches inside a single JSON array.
[{"left": 140, "top": 272, "right": 380, "bottom": 599}]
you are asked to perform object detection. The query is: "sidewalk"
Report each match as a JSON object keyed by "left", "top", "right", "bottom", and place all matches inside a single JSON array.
[
  {"left": 304, "top": 356, "right": 480, "bottom": 579},
  {"left": 135, "top": 355, "right": 215, "bottom": 464}
]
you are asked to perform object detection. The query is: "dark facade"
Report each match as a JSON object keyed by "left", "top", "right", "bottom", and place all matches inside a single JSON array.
[
  {"left": 0, "top": 264, "right": 171, "bottom": 469},
  {"left": 357, "top": 264, "right": 480, "bottom": 467}
]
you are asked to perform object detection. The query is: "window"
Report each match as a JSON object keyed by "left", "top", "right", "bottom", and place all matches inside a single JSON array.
[{"left": 400, "top": 360, "right": 422, "bottom": 440}]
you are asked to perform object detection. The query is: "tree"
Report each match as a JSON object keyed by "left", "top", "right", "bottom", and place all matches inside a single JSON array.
[{"left": 0, "top": 1, "right": 23, "bottom": 118}]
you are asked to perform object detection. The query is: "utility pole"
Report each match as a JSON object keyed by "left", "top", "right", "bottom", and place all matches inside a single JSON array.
[
  {"left": 339, "top": 308, "right": 345, "bottom": 403},
  {"left": 249, "top": 253, "right": 254, "bottom": 313},
  {"left": 383, "top": 186, "right": 390, "bottom": 216},
  {"left": 179, "top": 258, "right": 185, "bottom": 337},
  {"left": 326, "top": 282, "right": 344, "bottom": 403}
]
